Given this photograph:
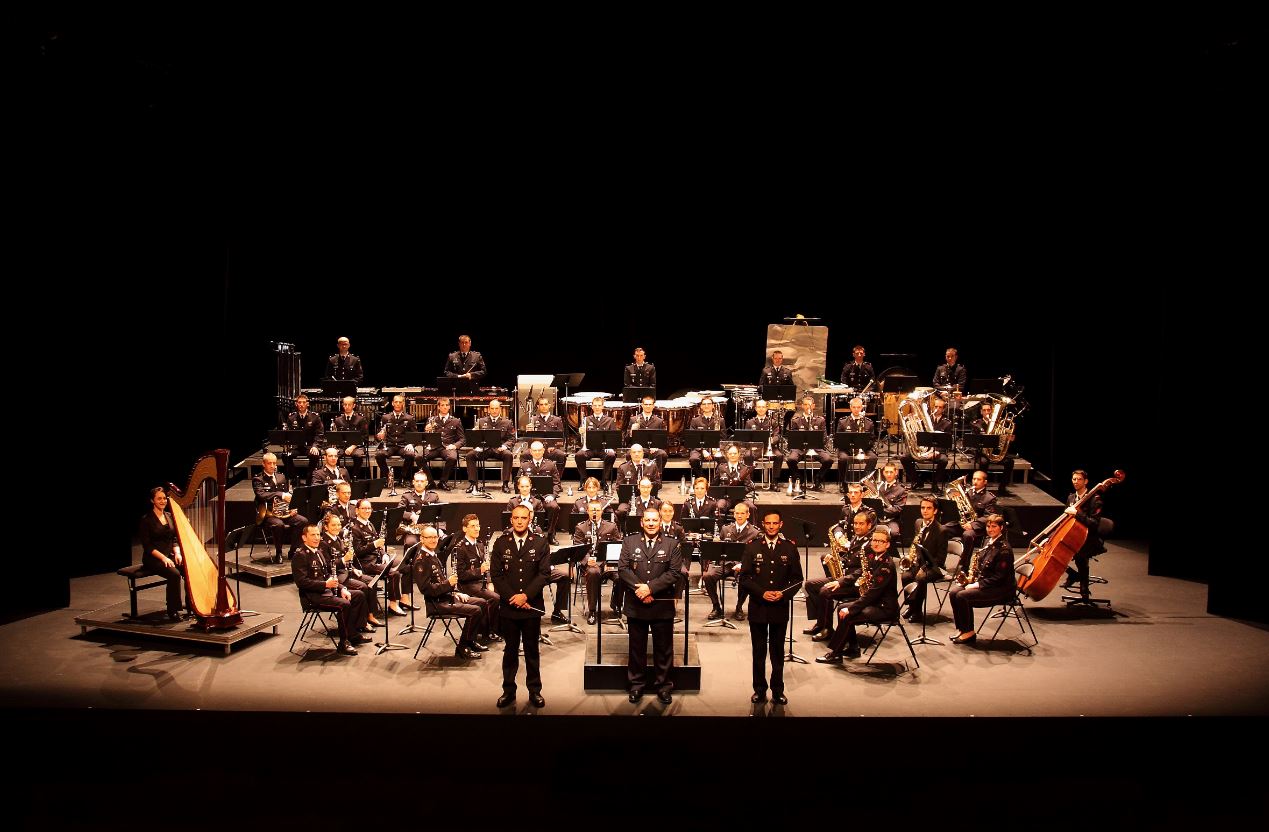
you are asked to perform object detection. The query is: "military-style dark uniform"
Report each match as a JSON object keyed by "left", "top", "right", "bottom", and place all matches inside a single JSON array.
[
  {"left": 743, "top": 412, "right": 785, "bottom": 490},
  {"left": 825, "top": 544, "right": 899, "bottom": 655},
  {"left": 328, "top": 499, "right": 357, "bottom": 527},
  {"left": 740, "top": 535, "right": 803, "bottom": 698},
  {"left": 933, "top": 362, "right": 967, "bottom": 389},
  {"left": 832, "top": 415, "right": 877, "bottom": 484},
  {"left": 786, "top": 413, "right": 826, "bottom": 488},
  {"left": 451, "top": 535, "right": 500, "bottom": 638},
  {"left": 310, "top": 464, "right": 351, "bottom": 504},
  {"left": 618, "top": 532, "right": 682, "bottom": 696},
  {"left": 395, "top": 487, "right": 440, "bottom": 558},
  {"left": 376, "top": 409, "right": 419, "bottom": 483},
  {"left": 711, "top": 462, "right": 752, "bottom": 516},
  {"left": 1063, "top": 490, "right": 1105, "bottom": 593},
  {"left": 251, "top": 469, "right": 309, "bottom": 561},
  {"left": 293, "top": 542, "right": 368, "bottom": 645},
  {"left": 333, "top": 410, "right": 370, "bottom": 478},
  {"left": 320, "top": 530, "right": 378, "bottom": 615},
  {"left": 804, "top": 526, "right": 865, "bottom": 635},
  {"left": 575, "top": 411, "right": 619, "bottom": 486},
  {"left": 573, "top": 518, "right": 623, "bottom": 618},
  {"left": 281, "top": 409, "right": 325, "bottom": 483},
  {"left": 949, "top": 533, "right": 1014, "bottom": 634},
  {"left": 616, "top": 494, "right": 662, "bottom": 531},
  {"left": 416, "top": 546, "right": 489, "bottom": 652},
  {"left": 624, "top": 362, "right": 656, "bottom": 391},
  {"left": 466, "top": 414, "right": 517, "bottom": 486},
  {"left": 902, "top": 518, "right": 947, "bottom": 616},
  {"left": 615, "top": 458, "right": 660, "bottom": 491},
  {"left": 624, "top": 410, "right": 669, "bottom": 472},
  {"left": 759, "top": 364, "right": 794, "bottom": 387},
  {"left": 327, "top": 352, "right": 364, "bottom": 382},
  {"left": 703, "top": 521, "right": 760, "bottom": 616},
  {"left": 682, "top": 494, "right": 718, "bottom": 521},
  {"left": 687, "top": 411, "right": 726, "bottom": 483},
  {"left": 491, "top": 530, "right": 551, "bottom": 697},
  {"left": 525, "top": 413, "right": 567, "bottom": 469},
  {"left": 875, "top": 479, "right": 907, "bottom": 538},
  {"left": 421, "top": 412, "right": 465, "bottom": 488},
  {"left": 943, "top": 485, "right": 997, "bottom": 551},
  {"left": 348, "top": 516, "right": 399, "bottom": 603},
  {"left": 444, "top": 350, "right": 487, "bottom": 383},
  {"left": 840, "top": 360, "right": 875, "bottom": 390},
  {"left": 971, "top": 416, "right": 1016, "bottom": 494},
  {"left": 900, "top": 411, "right": 952, "bottom": 488}
]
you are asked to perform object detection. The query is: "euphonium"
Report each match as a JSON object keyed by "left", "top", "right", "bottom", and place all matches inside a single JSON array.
[
  {"left": 860, "top": 468, "right": 881, "bottom": 500},
  {"left": 982, "top": 402, "right": 1015, "bottom": 463},
  {"left": 945, "top": 476, "right": 978, "bottom": 526},
  {"left": 898, "top": 391, "right": 937, "bottom": 460}
]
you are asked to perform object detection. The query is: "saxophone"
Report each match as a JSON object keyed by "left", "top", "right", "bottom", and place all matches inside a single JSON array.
[
  {"left": 856, "top": 547, "right": 875, "bottom": 594},
  {"left": 945, "top": 476, "right": 978, "bottom": 526},
  {"left": 823, "top": 522, "right": 849, "bottom": 579},
  {"left": 901, "top": 519, "right": 926, "bottom": 570},
  {"left": 955, "top": 542, "right": 986, "bottom": 586}
]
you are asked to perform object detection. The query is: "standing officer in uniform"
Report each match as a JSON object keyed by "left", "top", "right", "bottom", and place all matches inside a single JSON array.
[
  {"left": 376, "top": 395, "right": 418, "bottom": 484},
  {"left": 281, "top": 393, "right": 325, "bottom": 484},
  {"left": 840, "top": 344, "right": 874, "bottom": 389},
  {"left": 444, "top": 334, "right": 487, "bottom": 383},
  {"left": 327, "top": 336, "right": 364, "bottom": 382},
  {"left": 465, "top": 398, "right": 516, "bottom": 493},
  {"left": 333, "top": 395, "right": 369, "bottom": 479},
  {"left": 624, "top": 346, "right": 656, "bottom": 391},
  {"left": 491, "top": 505, "right": 550, "bottom": 709},
  {"left": 619, "top": 507, "right": 682, "bottom": 705},
  {"left": 759, "top": 350, "right": 794, "bottom": 386},
  {"left": 740, "top": 509, "right": 802, "bottom": 705},
  {"left": 422, "top": 397, "right": 465, "bottom": 491}
]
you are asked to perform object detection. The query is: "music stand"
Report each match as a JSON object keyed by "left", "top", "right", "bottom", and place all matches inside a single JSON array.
[
  {"left": 548, "top": 545, "right": 588, "bottom": 634},
  {"left": 623, "top": 386, "right": 654, "bottom": 403},
  {"left": 552, "top": 373, "right": 585, "bottom": 403},
  {"left": 787, "top": 516, "right": 816, "bottom": 600},
  {"left": 267, "top": 429, "right": 300, "bottom": 451},
  {"left": 395, "top": 542, "right": 426, "bottom": 636},
  {"left": 786, "top": 429, "right": 825, "bottom": 500},
  {"left": 936, "top": 498, "right": 960, "bottom": 526},
  {"left": 708, "top": 485, "right": 747, "bottom": 508},
  {"left": 622, "top": 515, "right": 647, "bottom": 535},
  {"left": 528, "top": 475, "right": 557, "bottom": 500},
  {"left": 698, "top": 540, "right": 746, "bottom": 629},
  {"left": 580, "top": 429, "right": 621, "bottom": 488},
  {"left": 522, "top": 430, "right": 564, "bottom": 452},
  {"left": 321, "top": 378, "right": 357, "bottom": 398},
  {"left": 962, "top": 434, "right": 1000, "bottom": 455},
  {"left": 680, "top": 517, "right": 716, "bottom": 537},
  {"left": 466, "top": 429, "right": 505, "bottom": 498},
  {"left": 629, "top": 429, "right": 668, "bottom": 452},
  {"left": 368, "top": 516, "right": 408, "bottom": 654},
  {"left": 436, "top": 376, "right": 478, "bottom": 397},
  {"left": 882, "top": 375, "right": 919, "bottom": 395},
  {"left": 291, "top": 484, "right": 324, "bottom": 526},
  {"left": 760, "top": 383, "right": 796, "bottom": 402},
  {"left": 915, "top": 431, "right": 953, "bottom": 486}
]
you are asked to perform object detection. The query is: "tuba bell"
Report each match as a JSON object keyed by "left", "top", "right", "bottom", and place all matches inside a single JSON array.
[
  {"left": 982, "top": 400, "right": 1015, "bottom": 463},
  {"left": 898, "top": 390, "right": 937, "bottom": 460}
]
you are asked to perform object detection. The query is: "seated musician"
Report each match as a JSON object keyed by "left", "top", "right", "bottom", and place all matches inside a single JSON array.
[
  {"left": 520, "top": 441, "right": 562, "bottom": 538},
  {"left": 574, "top": 397, "right": 618, "bottom": 489},
  {"left": 450, "top": 514, "right": 502, "bottom": 645},
  {"left": 840, "top": 482, "right": 868, "bottom": 525},
  {"left": 327, "top": 336, "right": 364, "bottom": 382},
  {"left": 527, "top": 396, "right": 567, "bottom": 471},
  {"left": 711, "top": 444, "right": 752, "bottom": 516},
  {"left": 626, "top": 396, "right": 668, "bottom": 473},
  {"left": 949, "top": 514, "right": 1014, "bottom": 644},
  {"left": 658, "top": 501, "right": 686, "bottom": 543},
  {"left": 624, "top": 346, "right": 656, "bottom": 391},
  {"left": 616, "top": 443, "right": 660, "bottom": 491},
  {"left": 292, "top": 522, "right": 368, "bottom": 655},
  {"left": 1061, "top": 469, "right": 1106, "bottom": 596},
  {"left": 616, "top": 476, "right": 662, "bottom": 529},
  {"left": 901, "top": 496, "right": 947, "bottom": 623},
  {"left": 422, "top": 396, "right": 465, "bottom": 491},
  {"left": 319, "top": 513, "right": 381, "bottom": 628},
  {"left": 803, "top": 510, "right": 871, "bottom": 641},
  {"left": 375, "top": 394, "right": 418, "bottom": 484},
  {"left": 759, "top": 350, "right": 793, "bottom": 386},
  {"left": 945, "top": 470, "right": 996, "bottom": 551},
  {"left": 397, "top": 471, "right": 439, "bottom": 550},
  {"left": 444, "top": 334, "right": 487, "bottom": 383},
  {"left": 347, "top": 498, "right": 407, "bottom": 617},
  {"left": 875, "top": 461, "right": 907, "bottom": 538},
  {"left": 138, "top": 487, "right": 186, "bottom": 621},
  {"left": 281, "top": 393, "right": 324, "bottom": 484},
  {"left": 832, "top": 397, "right": 876, "bottom": 491},
  {"left": 310, "top": 447, "right": 350, "bottom": 504},
  {"left": 901, "top": 394, "right": 952, "bottom": 489},
  {"left": 465, "top": 398, "right": 516, "bottom": 494},
  {"left": 787, "top": 396, "right": 827, "bottom": 492},
  {"left": 570, "top": 476, "right": 607, "bottom": 522},
  {"left": 333, "top": 395, "right": 369, "bottom": 479},
  {"left": 329, "top": 481, "right": 357, "bottom": 525},
  {"left": 507, "top": 476, "right": 545, "bottom": 530},
  {"left": 816, "top": 525, "right": 898, "bottom": 662},
  {"left": 252, "top": 452, "right": 309, "bottom": 563},
  {"left": 840, "top": 344, "right": 874, "bottom": 390},
  {"left": 573, "top": 499, "right": 623, "bottom": 624},
  {"left": 683, "top": 476, "right": 718, "bottom": 523},
  {"left": 971, "top": 402, "right": 1016, "bottom": 496},
  {"left": 743, "top": 399, "right": 785, "bottom": 492},
  {"left": 703, "top": 501, "right": 760, "bottom": 621},
  {"left": 687, "top": 396, "right": 726, "bottom": 483},
  {"left": 414, "top": 525, "right": 490, "bottom": 660}
]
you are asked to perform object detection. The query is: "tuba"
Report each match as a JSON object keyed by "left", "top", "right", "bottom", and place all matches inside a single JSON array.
[
  {"left": 945, "top": 476, "right": 978, "bottom": 526},
  {"left": 898, "top": 390, "right": 937, "bottom": 460},
  {"left": 982, "top": 401, "right": 1015, "bottom": 463}
]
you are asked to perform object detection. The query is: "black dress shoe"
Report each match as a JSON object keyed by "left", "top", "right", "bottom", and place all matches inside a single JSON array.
[
  {"left": 486, "top": 633, "right": 503, "bottom": 642},
  {"left": 802, "top": 625, "right": 819, "bottom": 635},
  {"left": 466, "top": 641, "right": 489, "bottom": 652},
  {"left": 810, "top": 629, "right": 831, "bottom": 641},
  {"left": 657, "top": 690, "right": 672, "bottom": 705},
  {"left": 952, "top": 633, "right": 977, "bottom": 645},
  {"left": 439, "top": 482, "right": 453, "bottom": 491},
  {"left": 362, "top": 624, "right": 376, "bottom": 633},
  {"left": 732, "top": 609, "right": 746, "bottom": 621},
  {"left": 550, "top": 611, "right": 568, "bottom": 624},
  {"left": 751, "top": 691, "right": 767, "bottom": 703},
  {"left": 843, "top": 646, "right": 862, "bottom": 658},
  {"left": 402, "top": 601, "right": 420, "bottom": 611},
  {"left": 336, "top": 643, "right": 358, "bottom": 656},
  {"left": 387, "top": 607, "right": 406, "bottom": 617},
  {"left": 629, "top": 690, "right": 643, "bottom": 703},
  {"left": 457, "top": 646, "right": 483, "bottom": 659},
  {"left": 706, "top": 608, "right": 723, "bottom": 620},
  {"left": 529, "top": 693, "right": 546, "bottom": 708},
  {"left": 773, "top": 694, "right": 788, "bottom": 705},
  {"left": 496, "top": 693, "right": 515, "bottom": 708},
  {"left": 816, "top": 652, "right": 843, "bottom": 664}
]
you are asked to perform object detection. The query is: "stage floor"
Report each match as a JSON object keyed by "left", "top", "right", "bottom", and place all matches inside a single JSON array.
[{"left": 4, "top": 540, "right": 1266, "bottom": 719}]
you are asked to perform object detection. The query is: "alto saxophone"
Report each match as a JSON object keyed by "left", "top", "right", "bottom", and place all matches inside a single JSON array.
[
  {"left": 823, "top": 522, "right": 849, "bottom": 579},
  {"left": 955, "top": 542, "right": 986, "bottom": 586},
  {"left": 856, "top": 547, "right": 874, "bottom": 594},
  {"left": 901, "top": 520, "right": 925, "bottom": 570}
]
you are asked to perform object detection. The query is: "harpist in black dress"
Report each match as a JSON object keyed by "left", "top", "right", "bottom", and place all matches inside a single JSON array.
[{"left": 137, "top": 487, "right": 186, "bottom": 620}]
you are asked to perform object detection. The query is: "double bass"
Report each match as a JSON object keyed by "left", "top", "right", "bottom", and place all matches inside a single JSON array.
[
  {"left": 1017, "top": 469, "right": 1124, "bottom": 601},
  {"left": 168, "top": 449, "right": 243, "bottom": 630}
]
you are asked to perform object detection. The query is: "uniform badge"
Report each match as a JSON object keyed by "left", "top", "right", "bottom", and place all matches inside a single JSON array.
[{"left": 755, "top": 552, "right": 764, "bottom": 563}]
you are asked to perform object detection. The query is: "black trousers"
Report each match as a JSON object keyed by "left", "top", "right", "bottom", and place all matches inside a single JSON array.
[
  {"left": 974, "top": 452, "right": 1016, "bottom": 491},
  {"left": 785, "top": 450, "right": 822, "bottom": 485},
  {"left": 142, "top": 553, "right": 184, "bottom": 615},
  {"left": 901, "top": 453, "right": 948, "bottom": 487},
  {"left": 950, "top": 583, "right": 1015, "bottom": 633},
  {"left": 627, "top": 617, "right": 674, "bottom": 694},
  {"left": 500, "top": 614, "right": 543, "bottom": 695},
  {"left": 421, "top": 447, "right": 459, "bottom": 484},
  {"left": 827, "top": 604, "right": 891, "bottom": 652},
  {"left": 458, "top": 583, "right": 499, "bottom": 636},
  {"left": 345, "top": 576, "right": 379, "bottom": 616},
  {"left": 703, "top": 562, "right": 747, "bottom": 612},
  {"left": 834, "top": 451, "right": 878, "bottom": 483},
  {"left": 744, "top": 451, "right": 784, "bottom": 487},
  {"left": 547, "top": 566, "right": 571, "bottom": 613},
  {"left": 376, "top": 444, "right": 417, "bottom": 481},
  {"left": 341, "top": 447, "right": 366, "bottom": 479},
  {"left": 264, "top": 513, "right": 309, "bottom": 558},
  {"left": 574, "top": 449, "right": 616, "bottom": 484},
  {"left": 466, "top": 447, "right": 513, "bottom": 483},
  {"left": 749, "top": 619, "right": 788, "bottom": 695},
  {"left": 282, "top": 447, "right": 321, "bottom": 484},
  {"left": 582, "top": 565, "right": 623, "bottom": 616},
  {"left": 428, "top": 598, "right": 487, "bottom": 646},
  {"left": 804, "top": 577, "right": 858, "bottom": 631},
  {"left": 311, "top": 589, "right": 369, "bottom": 643},
  {"left": 901, "top": 565, "right": 941, "bottom": 613}
]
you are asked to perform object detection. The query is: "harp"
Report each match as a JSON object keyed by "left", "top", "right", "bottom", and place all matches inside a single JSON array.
[{"left": 168, "top": 449, "right": 242, "bottom": 629}]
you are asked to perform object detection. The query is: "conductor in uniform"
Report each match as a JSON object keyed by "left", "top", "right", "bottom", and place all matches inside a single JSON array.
[
  {"left": 624, "top": 346, "right": 656, "bottom": 391},
  {"left": 619, "top": 507, "right": 682, "bottom": 704},
  {"left": 740, "top": 509, "right": 802, "bottom": 705},
  {"left": 491, "top": 504, "right": 550, "bottom": 709},
  {"left": 327, "top": 336, "right": 364, "bottom": 382},
  {"left": 444, "top": 334, "right": 487, "bottom": 383}
]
